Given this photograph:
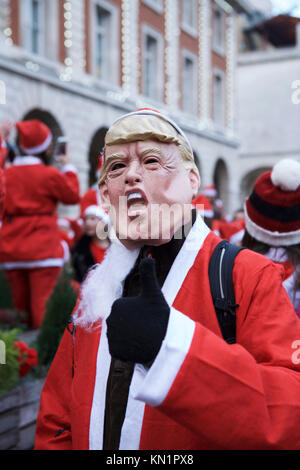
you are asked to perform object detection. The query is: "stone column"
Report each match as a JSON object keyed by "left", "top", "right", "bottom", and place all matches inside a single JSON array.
[
  {"left": 164, "top": 0, "right": 179, "bottom": 110},
  {"left": 121, "top": 0, "right": 139, "bottom": 99},
  {"left": 225, "top": 11, "right": 237, "bottom": 138},
  {"left": 67, "top": 0, "right": 86, "bottom": 76},
  {"left": 198, "top": 0, "right": 212, "bottom": 128}
]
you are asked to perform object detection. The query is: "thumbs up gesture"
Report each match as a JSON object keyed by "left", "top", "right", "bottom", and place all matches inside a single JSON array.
[{"left": 106, "top": 257, "right": 170, "bottom": 364}]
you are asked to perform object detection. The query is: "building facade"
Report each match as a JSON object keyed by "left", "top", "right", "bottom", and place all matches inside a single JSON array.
[
  {"left": 0, "top": 0, "right": 248, "bottom": 216},
  {"left": 237, "top": 11, "right": 300, "bottom": 201}
]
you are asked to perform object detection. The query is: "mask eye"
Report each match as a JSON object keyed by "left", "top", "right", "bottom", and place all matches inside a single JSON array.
[
  {"left": 110, "top": 162, "right": 126, "bottom": 171},
  {"left": 145, "top": 157, "right": 159, "bottom": 164}
]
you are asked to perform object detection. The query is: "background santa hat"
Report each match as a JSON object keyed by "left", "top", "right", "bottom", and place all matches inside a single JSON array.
[
  {"left": 244, "top": 158, "right": 300, "bottom": 246},
  {"left": 192, "top": 193, "right": 214, "bottom": 219},
  {"left": 84, "top": 204, "right": 111, "bottom": 226},
  {"left": 203, "top": 184, "right": 217, "bottom": 198},
  {"left": 16, "top": 119, "right": 52, "bottom": 155}
]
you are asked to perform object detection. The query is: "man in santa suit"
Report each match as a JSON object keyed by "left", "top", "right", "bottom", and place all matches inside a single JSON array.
[
  {"left": 0, "top": 119, "right": 80, "bottom": 328},
  {"left": 0, "top": 133, "right": 7, "bottom": 217},
  {"left": 35, "top": 110, "right": 300, "bottom": 450}
]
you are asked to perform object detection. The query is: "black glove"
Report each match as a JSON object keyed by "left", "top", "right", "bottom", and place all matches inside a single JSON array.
[{"left": 106, "top": 257, "right": 170, "bottom": 364}]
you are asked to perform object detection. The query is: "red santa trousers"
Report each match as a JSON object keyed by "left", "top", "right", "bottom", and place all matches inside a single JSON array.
[{"left": 6, "top": 267, "right": 61, "bottom": 328}]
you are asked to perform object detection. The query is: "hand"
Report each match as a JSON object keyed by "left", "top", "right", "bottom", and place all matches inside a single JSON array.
[
  {"left": 56, "top": 145, "right": 70, "bottom": 166},
  {"left": 106, "top": 257, "right": 170, "bottom": 364},
  {"left": 0, "top": 120, "right": 13, "bottom": 141}
]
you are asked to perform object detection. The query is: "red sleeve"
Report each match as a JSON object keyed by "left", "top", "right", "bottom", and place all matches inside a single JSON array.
[
  {"left": 34, "top": 326, "right": 74, "bottom": 450},
  {"left": 47, "top": 165, "right": 80, "bottom": 205},
  {"left": 135, "top": 259, "right": 300, "bottom": 449},
  {"left": 0, "top": 168, "right": 5, "bottom": 219}
]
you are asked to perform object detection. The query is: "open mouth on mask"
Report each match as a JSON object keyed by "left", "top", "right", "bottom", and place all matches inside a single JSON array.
[{"left": 126, "top": 191, "right": 148, "bottom": 216}]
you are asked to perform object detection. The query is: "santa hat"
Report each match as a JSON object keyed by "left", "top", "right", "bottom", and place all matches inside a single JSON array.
[
  {"left": 244, "top": 159, "right": 300, "bottom": 246},
  {"left": 16, "top": 120, "right": 52, "bottom": 155},
  {"left": 192, "top": 194, "right": 214, "bottom": 218},
  {"left": 57, "top": 217, "right": 71, "bottom": 229},
  {"left": 203, "top": 185, "right": 217, "bottom": 198},
  {"left": 84, "top": 205, "right": 111, "bottom": 226}
]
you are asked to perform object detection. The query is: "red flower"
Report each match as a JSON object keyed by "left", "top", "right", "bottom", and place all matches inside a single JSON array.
[{"left": 14, "top": 341, "right": 38, "bottom": 377}]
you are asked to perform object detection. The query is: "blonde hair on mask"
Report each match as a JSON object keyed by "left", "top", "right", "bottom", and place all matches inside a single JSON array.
[{"left": 98, "top": 114, "right": 199, "bottom": 186}]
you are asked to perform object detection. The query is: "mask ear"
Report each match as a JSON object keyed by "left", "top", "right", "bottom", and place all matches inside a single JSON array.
[
  {"left": 188, "top": 169, "right": 200, "bottom": 198},
  {"left": 99, "top": 183, "right": 111, "bottom": 211}
]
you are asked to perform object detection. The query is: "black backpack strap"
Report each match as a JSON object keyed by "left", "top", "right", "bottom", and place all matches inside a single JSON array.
[{"left": 208, "top": 240, "right": 245, "bottom": 344}]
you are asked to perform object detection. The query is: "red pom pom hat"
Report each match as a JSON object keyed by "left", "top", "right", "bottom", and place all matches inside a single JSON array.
[{"left": 244, "top": 159, "right": 300, "bottom": 246}]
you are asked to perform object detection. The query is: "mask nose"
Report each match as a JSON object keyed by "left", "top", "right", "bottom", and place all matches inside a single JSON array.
[{"left": 125, "top": 161, "right": 143, "bottom": 185}]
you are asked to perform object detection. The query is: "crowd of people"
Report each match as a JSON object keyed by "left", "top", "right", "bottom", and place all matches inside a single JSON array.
[
  {"left": 0, "top": 118, "right": 112, "bottom": 328},
  {"left": 1, "top": 112, "right": 300, "bottom": 450},
  {"left": 0, "top": 116, "right": 299, "bottom": 328}
]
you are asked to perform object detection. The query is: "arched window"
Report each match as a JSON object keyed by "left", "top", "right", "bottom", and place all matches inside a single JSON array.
[
  {"left": 88, "top": 127, "right": 108, "bottom": 187},
  {"left": 213, "top": 158, "right": 228, "bottom": 210},
  {"left": 241, "top": 167, "right": 272, "bottom": 202},
  {"left": 193, "top": 149, "right": 201, "bottom": 179}
]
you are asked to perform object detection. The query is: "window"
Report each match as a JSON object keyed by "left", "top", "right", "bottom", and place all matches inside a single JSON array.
[
  {"left": 213, "top": 70, "right": 225, "bottom": 128},
  {"left": 181, "top": 0, "right": 197, "bottom": 34},
  {"left": 142, "top": 0, "right": 164, "bottom": 14},
  {"left": 182, "top": 52, "right": 197, "bottom": 114},
  {"left": 213, "top": 5, "right": 225, "bottom": 55},
  {"left": 22, "top": 0, "right": 45, "bottom": 55},
  {"left": 143, "top": 28, "right": 163, "bottom": 101},
  {"left": 95, "top": 6, "right": 110, "bottom": 80},
  {"left": 91, "top": 0, "right": 119, "bottom": 84}
]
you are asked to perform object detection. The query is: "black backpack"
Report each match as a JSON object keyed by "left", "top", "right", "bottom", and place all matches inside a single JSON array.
[{"left": 208, "top": 240, "right": 245, "bottom": 344}]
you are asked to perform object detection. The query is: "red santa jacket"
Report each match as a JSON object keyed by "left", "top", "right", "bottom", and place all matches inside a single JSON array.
[
  {"left": 0, "top": 168, "right": 5, "bottom": 219},
  {"left": 35, "top": 216, "right": 300, "bottom": 450},
  {"left": 0, "top": 156, "right": 80, "bottom": 268}
]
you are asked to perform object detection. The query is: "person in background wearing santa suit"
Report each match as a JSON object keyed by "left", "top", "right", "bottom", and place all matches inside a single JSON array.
[
  {"left": 0, "top": 119, "right": 80, "bottom": 329},
  {"left": 191, "top": 192, "right": 214, "bottom": 228},
  {"left": 80, "top": 154, "right": 103, "bottom": 216},
  {"left": 0, "top": 132, "right": 8, "bottom": 218},
  {"left": 71, "top": 204, "right": 111, "bottom": 284},
  {"left": 35, "top": 110, "right": 300, "bottom": 450},
  {"left": 203, "top": 184, "right": 217, "bottom": 206},
  {"left": 242, "top": 159, "right": 300, "bottom": 316}
]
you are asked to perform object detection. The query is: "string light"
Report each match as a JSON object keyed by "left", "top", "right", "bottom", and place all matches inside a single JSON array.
[
  {"left": 198, "top": 0, "right": 211, "bottom": 129},
  {"left": 121, "top": 0, "right": 139, "bottom": 98},
  {"left": 164, "top": 0, "right": 179, "bottom": 109},
  {"left": 60, "top": 0, "right": 73, "bottom": 82},
  {"left": 1, "top": 0, "right": 13, "bottom": 47},
  {"left": 225, "top": 13, "right": 235, "bottom": 135}
]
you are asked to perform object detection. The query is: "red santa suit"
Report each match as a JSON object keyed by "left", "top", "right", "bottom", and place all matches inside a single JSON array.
[
  {"left": 0, "top": 122, "right": 80, "bottom": 328},
  {"left": 35, "top": 214, "right": 300, "bottom": 450},
  {"left": 0, "top": 168, "right": 5, "bottom": 220},
  {"left": 216, "top": 219, "right": 246, "bottom": 245}
]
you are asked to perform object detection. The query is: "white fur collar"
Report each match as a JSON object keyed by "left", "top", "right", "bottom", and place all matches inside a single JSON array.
[{"left": 74, "top": 237, "right": 139, "bottom": 328}]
